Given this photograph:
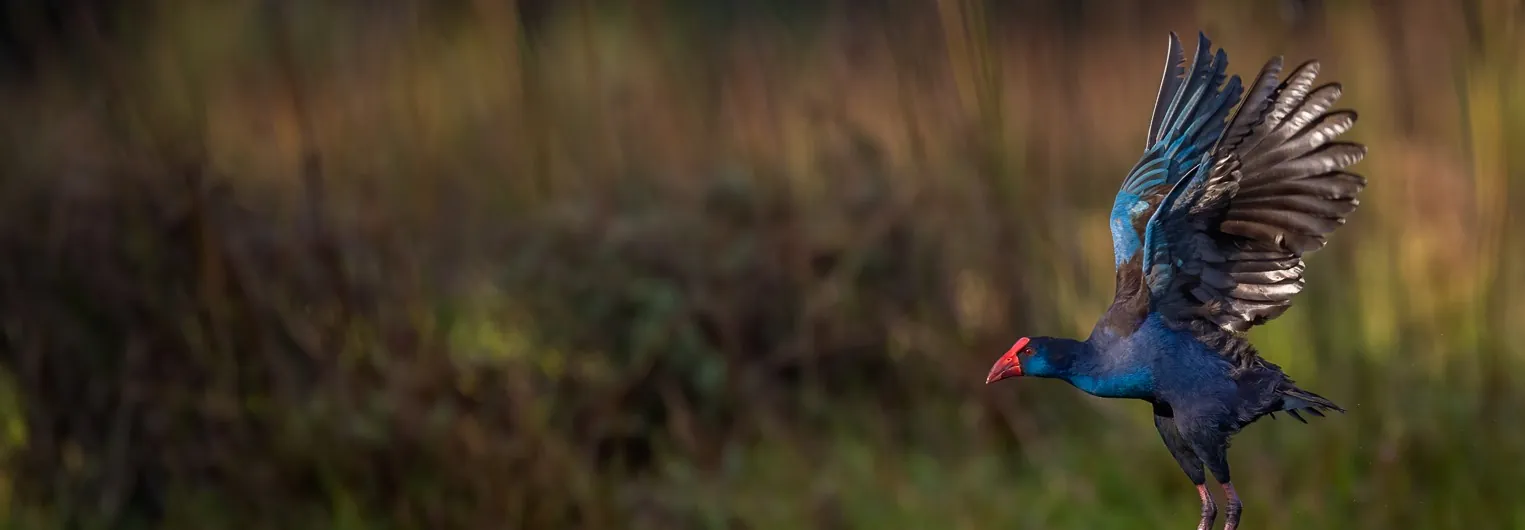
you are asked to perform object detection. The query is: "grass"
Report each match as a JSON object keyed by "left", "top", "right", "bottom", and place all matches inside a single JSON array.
[{"left": 1, "top": 0, "right": 1524, "bottom": 528}]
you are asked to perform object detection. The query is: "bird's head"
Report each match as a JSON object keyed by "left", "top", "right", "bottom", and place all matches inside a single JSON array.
[{"left": 985, "top": 336, "right": 1061, "bottom": 383}]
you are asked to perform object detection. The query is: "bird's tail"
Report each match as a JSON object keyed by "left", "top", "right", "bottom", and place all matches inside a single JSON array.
[{"left": 1270, "top": 386, "right": 1346, "bottom": 424}]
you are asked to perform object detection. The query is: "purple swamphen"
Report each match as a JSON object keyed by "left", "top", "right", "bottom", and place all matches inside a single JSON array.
[{"left": 984, "top": 32, "right": 1365, "bottom": 530}]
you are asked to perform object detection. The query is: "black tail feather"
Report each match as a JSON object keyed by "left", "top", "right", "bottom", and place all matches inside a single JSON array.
[{"left": 1277, "top": 385, "right": 1345, "bottom": 424}]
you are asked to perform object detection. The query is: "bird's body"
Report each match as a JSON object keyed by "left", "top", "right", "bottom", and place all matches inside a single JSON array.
[
  {"left": 985, "top": 32, "right": 1364, "bottom": 530},
  {"left": 1030, "top": 312, "right": 1337, "bottom": 425}
]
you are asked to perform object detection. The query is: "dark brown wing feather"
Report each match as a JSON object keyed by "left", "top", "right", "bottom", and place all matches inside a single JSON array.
[{"left": 1147, "top": 59, "right": 1367, "bottom": 333}]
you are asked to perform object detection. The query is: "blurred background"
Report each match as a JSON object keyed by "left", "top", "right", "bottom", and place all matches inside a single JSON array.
[{"left": 0, "top": 0, "right": 1522, "bottom": 528}]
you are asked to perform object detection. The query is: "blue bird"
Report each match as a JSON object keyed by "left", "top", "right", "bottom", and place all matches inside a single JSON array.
[{"left": 985, "top": 32, "right": 1366, "bottom": 530}]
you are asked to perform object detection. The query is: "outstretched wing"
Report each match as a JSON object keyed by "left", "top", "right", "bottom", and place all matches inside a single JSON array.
[
  {"left": 1143, "top": 58, "right": 1367, "bottom": 332},
  {"left": 1107, "top": 32, "right": 1244, "bottom": 270}
]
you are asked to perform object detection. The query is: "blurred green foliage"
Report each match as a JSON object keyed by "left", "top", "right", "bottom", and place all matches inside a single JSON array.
[{"left": 1, "top": 0, "right": 1524, "bottom": 528}]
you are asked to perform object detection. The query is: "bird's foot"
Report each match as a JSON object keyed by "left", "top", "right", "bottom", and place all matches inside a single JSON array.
[
  {"left": 1221, "top": 482, "right": 1242, "bottom": 530},
  {"left": 1195, "top": 484, "right": 1216, "bottom": 530}
]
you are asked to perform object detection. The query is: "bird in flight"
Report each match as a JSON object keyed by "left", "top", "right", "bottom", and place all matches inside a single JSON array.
[{"left": 984, "top": 32, "right": 1366, "bottom": 530}]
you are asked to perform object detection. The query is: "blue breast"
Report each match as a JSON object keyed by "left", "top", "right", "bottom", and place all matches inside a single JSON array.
[
  {"left": 1122, "top": 314, "right": 1238, "bottom": 400},
  {"left": 1069, "top": 368, "right": 1156, "bottom": 399}
]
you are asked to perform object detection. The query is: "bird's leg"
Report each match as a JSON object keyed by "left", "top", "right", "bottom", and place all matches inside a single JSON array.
[
  {"left": 1221, "top": 482, "right": 1243, "bottom": 530},
  {"left": 1195, "top": 484, "right": 1217, "bottom": 530},
  {"left": 1177, "top": 412, "right": 1237, "bottom": 530},
  {"left": 1153, "top": 410, "right": 1215, "bottom": 530}
]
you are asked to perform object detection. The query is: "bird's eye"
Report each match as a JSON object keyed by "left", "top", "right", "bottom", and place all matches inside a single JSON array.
[{"left": 1024, "top": 347, "right": 1034, "bottom": 354}]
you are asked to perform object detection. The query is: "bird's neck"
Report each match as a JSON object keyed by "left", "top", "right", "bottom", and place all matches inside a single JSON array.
[{"left": 1035, "top": 339, "right": 1154, "bottom": 399}]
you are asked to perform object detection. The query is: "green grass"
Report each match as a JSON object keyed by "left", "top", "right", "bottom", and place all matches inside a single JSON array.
[{"left": 2, "top": 0, "right": 1524, "bottom": 528}]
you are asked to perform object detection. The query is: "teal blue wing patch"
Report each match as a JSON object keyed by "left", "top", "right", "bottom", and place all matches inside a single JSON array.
[{"left": 1108, "top": 32, "right": 1243, "bottom": 269}]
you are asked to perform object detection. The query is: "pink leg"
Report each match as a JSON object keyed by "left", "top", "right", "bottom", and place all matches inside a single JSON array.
[
  {"left": 1195, "top": 484, "right": 1217, "bottom": 530},
  {"left": 1221, "top": 482, "right": 1243, "bottom": 530}
]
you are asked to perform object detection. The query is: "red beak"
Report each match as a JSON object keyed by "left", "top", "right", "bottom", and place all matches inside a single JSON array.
[{"left": 985, "top": 338, "right": 1028, "bottom": 384}]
